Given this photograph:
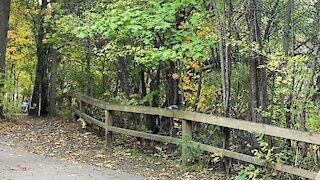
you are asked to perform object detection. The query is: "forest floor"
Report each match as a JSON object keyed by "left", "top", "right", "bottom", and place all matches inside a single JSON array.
[{"left": 0, "top": 116, "right": 229, "bottom": 180}]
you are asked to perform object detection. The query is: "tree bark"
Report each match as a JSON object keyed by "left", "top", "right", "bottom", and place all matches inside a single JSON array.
[
  {"left": 247, "top": 0, "right": 267, "bottom": 122},
  {"left": 145, "top": 69, "right": 160, "bottom": 134},
  {"left": 140, "top": 70, "right": 146, "bottom": 99},
  {"left": 283, "top": 0, "right": 292, "bottom": 56},
  {"left": 29, "top": 0, "right": 49, "bottom": 117},
  {"left": 246, "top": 0, "right": 269, "bottom": 147},
  {"left": 212, "top": 0, "right": 232, "bottom": 173},
  {"left": 49, "top": 50, "right": 58, "bottom": 116},
  {"left": 166, "top": 61, "right": 179, "bottom": 106},
  {"left": 49, "top": 0, "right": 58, "bottom": 116},
  {"left": 85, "top": 40, "right": 93, "bottom": 97},
  {"left": 115, "top": 56, "right": 131, "bottom": 100},
  {"left": 283, "top": 0, "right": 293, "bottom": 147},
  {"left": 0, "top": 0, "right": 11, "bottom": 119}
]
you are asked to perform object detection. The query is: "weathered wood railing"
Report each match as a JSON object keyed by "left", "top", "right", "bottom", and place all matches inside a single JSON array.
[{"left": 66, "top": 92, "right": 320, "bottom": 179}]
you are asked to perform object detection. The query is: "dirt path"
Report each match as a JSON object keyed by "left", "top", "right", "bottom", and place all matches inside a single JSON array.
[
  {"left": 0, "top": 142, "right": 146, "bottom": 180},
  {"left": 0, "top": 116, "right": 224, "bottom": 179}
]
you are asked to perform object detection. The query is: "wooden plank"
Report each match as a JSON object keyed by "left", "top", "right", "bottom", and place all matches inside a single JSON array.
[
  {"left": 68, "top": 93, "right": 318, "bottom": 179},
  {"left": 67, "top": 92, "right": 320, "bottom": 145},
  {"left": 79, "top": 100, "right": 85, "bottom": 115},
  {"left": 103, "top": 123, "right": 318, "bottom": 179},
  {"left": 182, "top": 120, "right": 192, "bottom": 139},
  {"left": 108, "top": 126, "right": 180, "bottom": 145},
  {"left": 176, "top": 112, "right": 320, "bottom": 146},
  {"left": 69, "top": 92, "right": 107, "bottom": 110},
  {"left": 71, "top": 106, "right": 80, "bottom": 115},
  {"left": 196, "top": 143, "right": 317, "bottom": 179},
  {"left": 72, "top": 107, "right": 105, "bottom": 128},
  {"left": 68, "top": 92, "right": 174, "bottom": 117},
  {"left": 105, "top": 110, "right": 113, "bottom": 148}
]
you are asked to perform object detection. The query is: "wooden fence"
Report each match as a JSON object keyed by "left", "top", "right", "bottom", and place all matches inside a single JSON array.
[{"left": 66, "top": 92, "right": 320, "bottom": 179}]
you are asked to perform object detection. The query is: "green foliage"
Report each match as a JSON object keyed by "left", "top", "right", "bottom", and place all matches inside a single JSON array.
[
  {"left": 6, "top": 0, "right": 320, "bottom": 178},
  {"left": 181, "top": 135, "right": 203, "bottom": 164},
  {"left": 265, "top": 54, "right": 320, "bottom": 131},
  {"left": 71, "top": 0, "right": 217, "bottom": 69},
  {"left": 251, "top": 134, "right": 274, "bottom": 164},
  {"left": 236, "top": 164, "right": 261, "bottom": 180},
  {"left": 57, "top": 98, "right": 74, "bottom": 119},
  {"left": 237, "top": 134, "right": 295, "bottom": 179}
]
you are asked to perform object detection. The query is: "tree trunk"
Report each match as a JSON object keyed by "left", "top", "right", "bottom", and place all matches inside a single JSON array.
[
  {"left": 48, "top": 0, "right": 58, "bottom": 117},
  {"left": 193, "top": 70, "right": 202, "bottom": 111},
  {"left": 145, "top": 69, "right": 160, "bottom": 134},
  {"left": 49, "top": 50, "right": 58, "bottom": 116},
  {"left": 283, "top": 0, "right": 293, "bottom": 147},
  {"left": 166, "top": 61, "right": 179, "bottom": 106},
  {"left": 0, "top": 0, "right": 11, "bottom": 119},
  {"left": 13, "top": 66, "right": 16, "bottom": 103},
  {"left": 140, "top": 70, "right": 146, "bottom": 99},
  {"left": 283, "top": 0, "right": 292, "bottom": 56},
  {"left": 84, "top": 40, "right": 93, "bottom": 97},
  {"left": 29, "top": 0, "right": 49, "bottom": 117},
  {"left": 246, "top": 0, "right": 268, "bottom": 147},
  {"left": 212, "top": 0, "right": 232, "bottom": 173},
  {"left": 115, "top": 56, "right": 131, "bottom": 99},
  {"left": 8, "top": 63, "right": 14, "bottom": 103},
  {"left": 102, "top": 63, "right": 107, "bottom": 92}
]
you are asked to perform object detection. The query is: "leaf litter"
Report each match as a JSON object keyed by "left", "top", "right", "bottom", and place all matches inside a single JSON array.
[{"left": 0, "top": 116, "right": 227, "bottom": 179}]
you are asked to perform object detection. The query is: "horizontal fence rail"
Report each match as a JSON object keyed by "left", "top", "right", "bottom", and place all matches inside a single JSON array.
[{"left": 66, "top": 92, "right": 320, "bottom": 179}]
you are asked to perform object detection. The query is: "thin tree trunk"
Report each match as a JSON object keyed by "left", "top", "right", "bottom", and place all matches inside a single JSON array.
[
  {"left": 102, "top": 64, "right": 107, "bottom": 92},
  {"left": 15, "top": 73, "right": 19, "bottom": 111},
  {"left": 193, "top": 70, "right": 202, "bottom": 111},
  {"left": 138, "top": 69, "right": 147, "bottom": 127},
  {"left": 283, "top": 0, "right": 293, "bottom": 147},
  {"left": 13, "top": 66, "right": 16, "bottom": 103},
  {"left": 85, "top": 40, "right": 93, "bottom": 97},
  {"left": 0, "top": 0, "right": 11, "bottom": 119},
  {"left": 170, "top": 61, "right": 179, "bottom": 106},
  {"left": 283, "top": 0, "right": 292, "bottom": 56},
  {"left": 86, "top": 58, "right": 93, "bottom": 97},
  {"left": 146, "top": 69, "right": 160, "bottom": 134},
  {"left": 8, "top": 63, "right": 14, "bottom": 103},
  {"left": 140, "top": 70, "right": 146, "bottom": 99},
  {"left": 212, "top": 0, "right": 231, "bottom": 173}
]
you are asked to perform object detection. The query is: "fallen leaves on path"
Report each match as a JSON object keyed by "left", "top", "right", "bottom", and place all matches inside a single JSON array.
[{"left": 0, "top": 116, "right": 226, "bottom": 179}]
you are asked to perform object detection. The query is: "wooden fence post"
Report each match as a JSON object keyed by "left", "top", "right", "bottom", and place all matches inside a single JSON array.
[
  {"left": 105, "top": 110, "right": 113, "bottom": 150},
  {"left": 182, "top": 119, "right": 192, "bottom": 168},
  {"left": 79, "top": 100, "right": 85, "bottom": 117}
]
